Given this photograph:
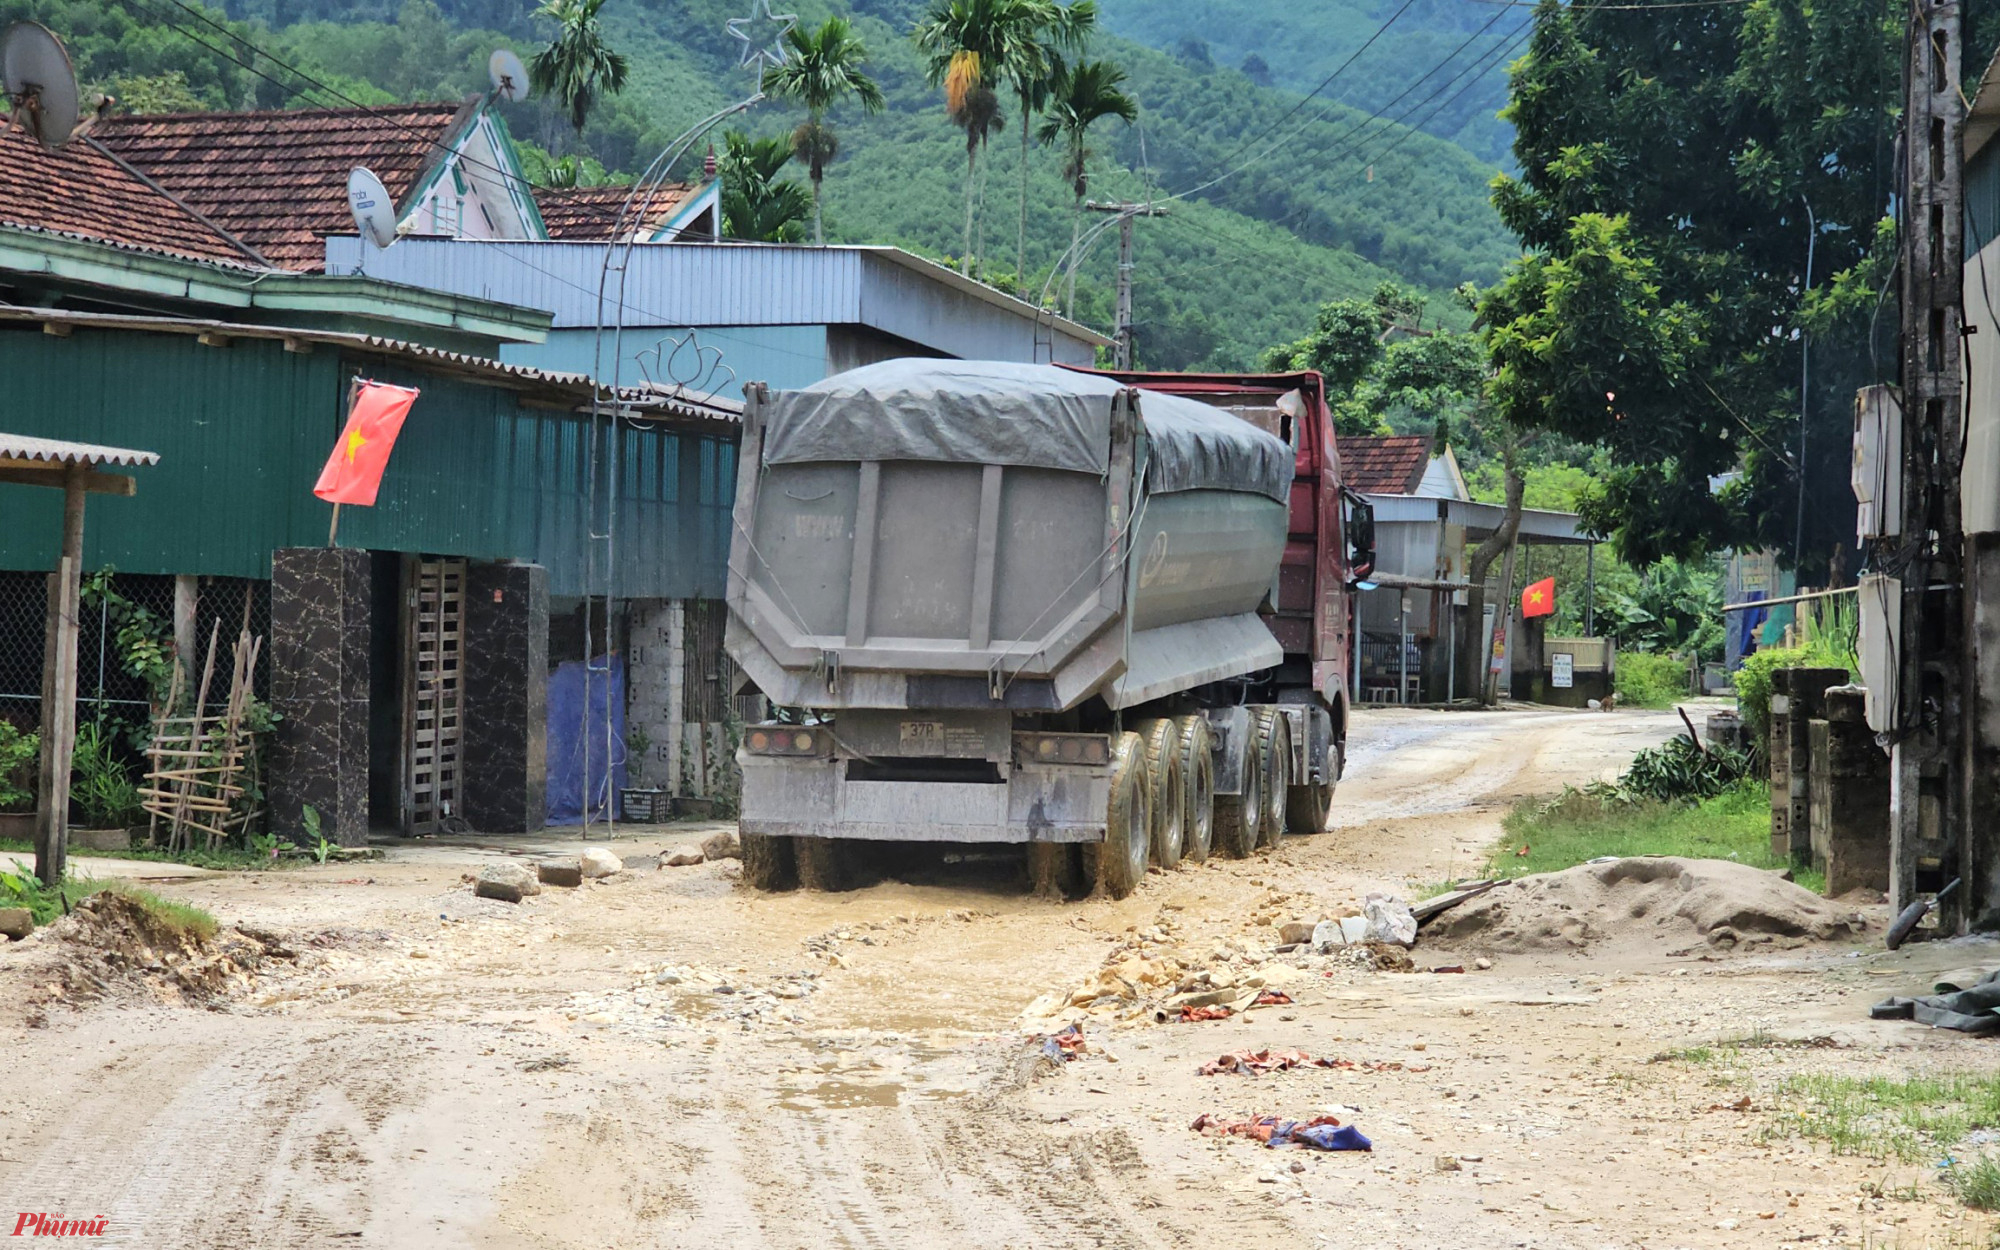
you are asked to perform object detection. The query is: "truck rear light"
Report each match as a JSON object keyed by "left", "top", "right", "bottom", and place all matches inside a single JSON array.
[
  {"left": 1014, "top": 732, "right": 1110, "bottom": 767},
  {"left": 745, "top": 725, "right": 826, "bottom": 757}
]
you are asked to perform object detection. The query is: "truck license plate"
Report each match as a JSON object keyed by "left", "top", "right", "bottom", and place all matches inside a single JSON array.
[{"left": 899, "top": 720, "right": 945, "bottom": 752}]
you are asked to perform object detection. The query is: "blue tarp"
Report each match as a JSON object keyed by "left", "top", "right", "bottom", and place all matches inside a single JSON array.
[{"left": 546, "top": 654, "right": 627, "bottom": 825}]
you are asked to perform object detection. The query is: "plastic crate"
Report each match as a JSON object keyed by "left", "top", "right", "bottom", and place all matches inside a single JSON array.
[{"left": 619, "top": 788, "right": 671, "bottom": 822}]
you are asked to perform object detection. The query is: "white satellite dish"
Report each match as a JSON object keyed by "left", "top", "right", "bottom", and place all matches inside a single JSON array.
[
  {"left": 347, "top": 166, "right": 398, "bottom": 249},
  {"left": 2, "top": 22, "right": 79, "bottom": 149},
  {"left": 489, "top": 48, "right": 529, "bottom": 103}
]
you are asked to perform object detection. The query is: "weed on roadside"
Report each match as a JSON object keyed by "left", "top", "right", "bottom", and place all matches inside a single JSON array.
[
  {"left": 1947, "top": 1156, "right": 2000, "bottom": 1211},
  {"left": 1765, "top": 1071, "right": 2000, "bottom": 1163},
  {"left": 1491, "top": 780, "right": 1816, "bottom": 885},
  {"left": 98, "top": 884, "right": 217, "bottom": 944}
]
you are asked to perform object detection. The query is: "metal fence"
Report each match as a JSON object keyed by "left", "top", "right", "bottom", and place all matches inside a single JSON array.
[{"left": 0, "top": 570, "right": 270, "bottom": 739}]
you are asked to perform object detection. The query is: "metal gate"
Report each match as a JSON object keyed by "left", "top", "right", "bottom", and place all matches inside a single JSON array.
[{"left": 403, "top": 558, "right": 465, "bottom": 834}]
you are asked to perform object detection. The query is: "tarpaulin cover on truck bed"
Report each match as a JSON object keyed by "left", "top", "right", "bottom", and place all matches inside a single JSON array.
[{"left": 760, "top": 359, "right": 1294, "bottom": 504}]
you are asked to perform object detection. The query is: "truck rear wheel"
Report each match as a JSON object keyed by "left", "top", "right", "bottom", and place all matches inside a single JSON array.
[
  {"left": 1213, "top": 724, "right": 1261, "bottom": 861},
  {"left": 740, "top": 833, "right": 797, "bottom": 891},
  {"left": 1096, "top": 730, "right": 1151, "bottom": 899},
  {"left": 1136, "top": 719, "right": 1184, "bottom": 870},
  {"left": 795, "top": 836, "right": 851, "bottom": 892},
  {"left": 1286, "top": 737, "right": 1338, "bottom": 833},
  {"left": 1174, "top": 715, "right": 1214, "bottom": 863},
  {"left": 1251, "top": 706, "right": 1291, "bottom": 849}
]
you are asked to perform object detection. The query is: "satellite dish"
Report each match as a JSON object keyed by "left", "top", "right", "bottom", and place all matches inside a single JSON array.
[
  {"left": 2, "top": 22, "right": 79, "bottom": 149},
  {"left": 489, "top": 49, "right": 528, "bottom": 103},
  {"left": 347, "top": 166, "right": 398, "bottom": 249}
]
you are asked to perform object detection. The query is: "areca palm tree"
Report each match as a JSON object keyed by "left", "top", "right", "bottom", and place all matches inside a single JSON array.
[
  {"left": 528, "top": 0, "right": 629, "bottom": 135},
  {"left": 761, "top": 17, "right": 885, "bottom": 245},
  {"left": 718, "top": 131, "right": 814, "bottom": 243},
  {"left": 1005, "top": 1, "right": 1095, "bottom": 297},
  {"left": 913, "top": 0, "right": 1044, "bottom": 275},
  {"left": 1036, "top": 57, "right": 1135, "bottom": 316}
]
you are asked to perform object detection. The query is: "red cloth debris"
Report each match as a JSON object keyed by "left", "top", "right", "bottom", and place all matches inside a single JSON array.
[
  {"left": 1179, "top": 1004, "right": 1234, "bottom": 1022},
  {"left": 1253, "top": 989, "right": 1293, "bottom": 1005}
]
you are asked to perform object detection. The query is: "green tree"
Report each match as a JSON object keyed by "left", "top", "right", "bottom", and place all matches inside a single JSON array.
[
  {"left": 914, "top": 0, "right": 1046, "bottom": 275},
  {"left": 528, "top": 0, "right": 628, "bottom": 135},
  {"left": 1035, "top": 56, "right": 1135, "bottom": 315},
  {"left": 761, "top": 16, "right": 885, "bottom": 246},
  {"left": 1006, "top": 1, "right": 1095, "bottom": 296},
  {"left": 718, "top": 131, "right": 813, "bottom": 244},
  {"left": 1478, "top": 0, "right": 1907, "bottom": 572}
]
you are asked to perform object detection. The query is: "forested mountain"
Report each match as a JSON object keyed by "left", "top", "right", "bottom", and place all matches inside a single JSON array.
[
  {"left": 1093, "top": 0, "right": 1520, "bottom": 166},
  {"left": 11, "top": 0, "right": 1516, "bottom": 368}
]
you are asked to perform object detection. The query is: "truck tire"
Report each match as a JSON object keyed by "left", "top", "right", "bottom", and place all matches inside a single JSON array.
[
  {"left": 1096, "top": 730, "right": 1152, "bottom": 899},
  {"left": 740, "top": 832, "right": 796, "bottom": 891},
  {"left": 1174, "top": 715, "right": 1215, "bottom": 863},
  {"left": 1136, "top": 718, "right": 1184, "bottom": 870},
  {"left": 795, "top": 836, "right": 851, "bottom": 892},
  {"left": 1286, "top": 738, "right": 1338, "bottom": 834},
  {"left": 1213, "top": 724, "right": 1261, "bottom": 860},
  {"left": 1251, "top": 706, "right": 1291, "bottom": 849}
]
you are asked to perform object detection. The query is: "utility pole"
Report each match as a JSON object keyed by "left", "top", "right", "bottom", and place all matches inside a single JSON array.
[
  {"left": 1086, "top": 201, "right": 1167, "bottom": 369},
  {"left": 1884, "top": 0, "right": 1969, "bottom": 924}
]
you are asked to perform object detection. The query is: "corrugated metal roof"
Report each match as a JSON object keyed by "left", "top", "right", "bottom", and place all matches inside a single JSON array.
[
  {"left": 0, "top": 307, "right": 741, "bottom": 426},
  {"left": 322, "top": 238, "right": 1113, "bottom": 354},
  {"left": 0, "top": 433, "right": 160, "bottom": 467},
  {"left": 1363, "top": 493, "right": 1590, "bottom": 544}
]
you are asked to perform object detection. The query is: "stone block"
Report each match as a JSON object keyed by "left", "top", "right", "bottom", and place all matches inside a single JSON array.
[
  {"left": 0, "top": 908, "right": 32, "bottom": 939},
  {"left": 1811, "top": 686, "right": 1890, "bottom": 897},
  {"left": 537, "top": 861, "right": 582, "bottom": 888},
  {"left": 476, "top": 861, "right": 541, "bottom": 903}
]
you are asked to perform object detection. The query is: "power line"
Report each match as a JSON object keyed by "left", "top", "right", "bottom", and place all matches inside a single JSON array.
[
  {"left": 1161, "top": 0, "right": 1427, "bottom": 203},
  {"left": 1158, "top": 0, "right": 1516, "bottom": 208}
]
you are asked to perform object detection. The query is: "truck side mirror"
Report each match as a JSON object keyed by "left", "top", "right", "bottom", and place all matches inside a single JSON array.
[{"left": 1345, "top": 493, "right": 1375, "bottom": 581}]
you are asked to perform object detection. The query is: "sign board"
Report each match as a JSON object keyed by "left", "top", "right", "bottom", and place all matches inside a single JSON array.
[{"left": 1551, "top": 653, "right": 1574, "bottom": 689}]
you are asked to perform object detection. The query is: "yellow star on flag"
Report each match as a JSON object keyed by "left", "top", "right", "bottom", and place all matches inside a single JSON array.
[{"left": 345, "top": 426, "right": 368, "bottom": 463}]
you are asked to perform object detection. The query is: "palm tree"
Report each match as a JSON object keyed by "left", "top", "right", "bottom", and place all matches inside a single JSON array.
[
  {"left": 529, "top": 0, "right": 629, "bottom": 135},
  {"left": 1035, "top": 57, "right": 1134, "bottom": 316},
  {"left": 761, "top": 17, "right": 886, "bottom": 246},
  {"left": 718, "top": 131, "right": 814, "bottom": 243},
  {"left": 1006, "top": 1, "right": 1095, "bottom": 297},
  {"left": 913, "top": 0, "right": 1043, "bottom": 275}
]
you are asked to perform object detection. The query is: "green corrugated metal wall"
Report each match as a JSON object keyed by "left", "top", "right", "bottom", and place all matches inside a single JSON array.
[{"left": 0, "top": 325, "right": 731, "bottom": 600}]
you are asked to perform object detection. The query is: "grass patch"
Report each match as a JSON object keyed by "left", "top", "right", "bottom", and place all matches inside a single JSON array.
[
  {"left": 1489, "top": 780, "right": 1826, "bottom": 893},
  {"left": 0, "top": 838, "right": 281, "bottom": 872},
  {"left": 99, "top": 883, "right": 217, "bottom": 944},
  {"left": 1767, "top": 1071, "right": 2000, "bottom": 1163}
]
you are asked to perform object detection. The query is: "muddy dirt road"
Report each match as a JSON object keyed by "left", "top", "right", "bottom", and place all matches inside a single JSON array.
[{"left": 2, "top": 705, "right": 1996, "bottom": 1249}]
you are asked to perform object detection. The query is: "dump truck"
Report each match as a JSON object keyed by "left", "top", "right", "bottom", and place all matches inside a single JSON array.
[{"left": 724, "top": 360, "right": 1373, "bottom": 897}]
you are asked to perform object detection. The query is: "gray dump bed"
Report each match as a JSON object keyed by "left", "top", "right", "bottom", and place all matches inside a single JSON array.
[{"left": 726, "top": 360, "right": 1293, "bottom": 711}]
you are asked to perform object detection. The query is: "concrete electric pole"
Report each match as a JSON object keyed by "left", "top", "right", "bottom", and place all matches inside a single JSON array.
[
  {"left": 1885, "top": 0, "right": 1971, "bottom": 924},
  {"left": 1086, "top": 201, "right": 1168, "bottom": 369}
]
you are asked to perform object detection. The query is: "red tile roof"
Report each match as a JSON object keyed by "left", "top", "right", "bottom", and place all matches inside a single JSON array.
[
  {"left": 1336, "top": 435, "right": 1433, "bottom": 495},
  {"left": 0, "top": 130, "right": 261, "bottom": 267},
  {"left": 534, "top": 181, "right": 710, "bottom": 240},
  {"left": 93, "top": 101, "right": 475, "bottom": 270}
]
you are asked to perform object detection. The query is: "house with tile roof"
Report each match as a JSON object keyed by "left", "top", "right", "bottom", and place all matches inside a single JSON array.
[
  {"left": 1333, "top": 434, "right": 1590, "bottom": 703},
  {"left": 535, "top": 181, "right": 720, "bottom": 243},
  {"left": 92, "top": 98, "right": 549, "bottom": 269},
  {"left": 0, "top": 109, "right": 747, "bottom": 839}
]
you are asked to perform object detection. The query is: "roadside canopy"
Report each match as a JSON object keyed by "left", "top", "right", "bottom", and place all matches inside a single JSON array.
[{"left": 0, "top": 433, "right": 159, "bottom": 885}]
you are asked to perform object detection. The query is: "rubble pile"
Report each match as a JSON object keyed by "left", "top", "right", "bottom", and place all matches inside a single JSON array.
[
  {"left": 562, "top": 961, "right": 822, "bottom": 1035},
  {"left": 30, "top": 892, "right": 310, "bottom": 1010}
]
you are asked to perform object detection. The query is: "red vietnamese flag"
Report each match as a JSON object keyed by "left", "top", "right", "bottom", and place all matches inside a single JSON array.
[
  {"left": 1521, "top": 576, "right": 1557, "bottom": 619},
  {"left": 314, "top": 380, "right": 420, "bottom": 506}
]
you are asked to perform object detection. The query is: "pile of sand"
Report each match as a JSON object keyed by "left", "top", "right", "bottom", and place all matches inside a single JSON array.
[{"left": 1426, "top": 857, "right": 1868, "bottom": 953}]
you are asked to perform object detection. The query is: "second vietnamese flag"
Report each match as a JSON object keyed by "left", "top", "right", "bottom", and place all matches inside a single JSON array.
[
  {"left": 1520, "top": 576, "right": 1556, "bottom": 619},
  {"left": 314, "top": 379, "right": 420, "bottom": 506}
]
